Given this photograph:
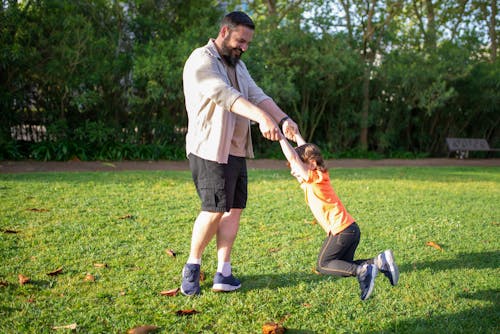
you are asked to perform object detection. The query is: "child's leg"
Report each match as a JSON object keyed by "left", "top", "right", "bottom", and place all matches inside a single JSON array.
[{"left": 316, "top": 223, "right": 372, "bottom": 277}]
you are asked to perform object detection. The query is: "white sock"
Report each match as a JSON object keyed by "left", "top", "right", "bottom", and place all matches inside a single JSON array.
[
  {"left": 187, "top": 257, "right": 201, "bottom": 265},
  {"left": 217, "top": 262, "right": 232, "bottom": 277}
]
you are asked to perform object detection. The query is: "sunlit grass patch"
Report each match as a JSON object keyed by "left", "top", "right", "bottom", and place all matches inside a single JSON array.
[{"left": 1, "top": 167, "right": 499, "bottom": 333}]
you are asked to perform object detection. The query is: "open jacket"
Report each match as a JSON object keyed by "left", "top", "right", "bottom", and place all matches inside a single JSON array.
[{"left": 183, "top": 39, "right": 271, "bottom": 163}]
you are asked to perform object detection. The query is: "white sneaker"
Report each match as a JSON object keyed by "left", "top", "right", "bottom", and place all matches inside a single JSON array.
[{"left": 375, "top": 249, "right": 399, "bottom": 286}]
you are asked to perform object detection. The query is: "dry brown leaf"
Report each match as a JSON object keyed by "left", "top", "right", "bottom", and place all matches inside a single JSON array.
[
  {"left": 127, "top": 325, "right": 160, "bottom": 334},
  {"left": 47, "top": 267, "right": 63, "bottom": 276},
  {"left": 84, "top": 273, "right": 95, "bottom": 282},
  {"left": 18, "top": 274, "right": 30, "bottom": 285},
  {"left": 27, "top": 297, "right": 35, "bottom": 303},
  {"left": 268, "top": 248, "right": 281, "bottom": 253},
  {"left": 311, "top": 268, "right": 321, "bottom": 275},
  {"left": 175, "top": 309, "right": 199, "bottom": 316},
  {"left": 302, "top": 302, "right": 312, "bottom": 308},
  {"left": 262, "top": 321, "right": 286, "bottom": 334},
  {"left": 199, "top": 270, "right": 205, "bottom": 282},
  {"left": 26, "top": 208, "right": 49, "bottom": 212},
  {"left": 119, "top": 214, "right": 134, "bottom": 219},
  {"left": 426, "top": 241, "right": 443, "bottom": 251},
  {"left": 165, "top": 249, "right": 176, "bottom": 258},
  {"left": 93, "top": 263, "right": 108, "bottom": 268},
  {"left": 52, "top": 323, "right": 77, "bottom": 330},
  {"left": 1, "top": 229, "right": 19, "bottom": 234},
  {"left": 160, "top": 288, "right": 180, "bottom": 296}
]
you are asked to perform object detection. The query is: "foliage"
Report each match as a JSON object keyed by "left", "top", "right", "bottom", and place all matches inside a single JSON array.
[
  {"left": 0, "top": 0, "right": 499, "bottom": 160},
  {"left": 0, "top": 167, "right": 499, "bottom": 332}
]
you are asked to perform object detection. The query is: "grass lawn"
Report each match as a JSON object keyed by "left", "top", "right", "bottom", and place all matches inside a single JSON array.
[{"left": 1, "top": 166, "right": 499, "bottom": 333}]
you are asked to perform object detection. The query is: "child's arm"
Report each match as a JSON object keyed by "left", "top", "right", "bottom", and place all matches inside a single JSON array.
[
  {"left": 294, "top": 132, "right": 306, "bottom": 146},
  {"left": 279, "top": 134, "right": 309, "bottom": 182}
]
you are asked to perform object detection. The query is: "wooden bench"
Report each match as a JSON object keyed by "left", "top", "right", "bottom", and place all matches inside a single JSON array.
[{"left": 446, "top": 138, "right": 500, "bottom": 158}]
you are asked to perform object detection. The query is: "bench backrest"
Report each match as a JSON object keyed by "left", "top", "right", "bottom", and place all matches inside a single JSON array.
[{"left": 446, "top": 138, "right": 491, "bottom": 151}]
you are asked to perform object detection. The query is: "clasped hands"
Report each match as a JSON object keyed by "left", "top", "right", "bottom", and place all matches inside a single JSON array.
[{"left": 260, "top": 117, "right": 300, "bottom": 143}]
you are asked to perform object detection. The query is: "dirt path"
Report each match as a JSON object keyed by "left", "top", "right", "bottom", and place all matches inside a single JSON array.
[{"left": 1, "top": 158, "right": 499, "bottom": 173}]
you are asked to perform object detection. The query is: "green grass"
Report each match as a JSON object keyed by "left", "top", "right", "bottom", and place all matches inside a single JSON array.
[{"left": 1, "top": 167, "right": 499, "bottom": 333}]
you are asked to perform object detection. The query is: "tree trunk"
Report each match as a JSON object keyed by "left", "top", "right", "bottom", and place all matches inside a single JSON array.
[
  {"left": 360, "top": 65, "right": 370, "bottom": 150},
  {"left": 490, "top": 0, "right": 497, "bottom": 62},
  {"left": 425, "top": 0, "right": 437, "bottom": 50},
  {"left": 359, "top": 0, "right": 376, "bottom": 150}
]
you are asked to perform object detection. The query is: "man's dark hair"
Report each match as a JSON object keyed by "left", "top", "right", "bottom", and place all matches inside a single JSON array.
[{"left": 221, "top": 11, "right": 255, "bottom": 30}]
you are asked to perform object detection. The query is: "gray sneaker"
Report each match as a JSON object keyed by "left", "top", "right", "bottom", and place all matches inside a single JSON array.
[
  {"left": 374, "top": 249, "right": 399, "bottom": 286},
  {"left": 180, "top": 263, "right": 201, "bottom": 296},
  {"left": 212, "top": 272, "right": 241, "bottom": 292},
  {"left": 357, "top": 263, "right": 378, "bottom": 301}
]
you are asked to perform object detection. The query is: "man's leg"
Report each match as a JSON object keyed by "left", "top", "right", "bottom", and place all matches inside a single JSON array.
[
  {"left": 212, "top": 208, "right": 243, "bottom": 292},
  {"left": 181, "top": 210, "right": 223, "bottom": 296},
  {"left": 217, "top": 208, "right": 242, "bottom": 265},
  {"left": 189, "top": 211, "right": 224, "bottom": 259}
]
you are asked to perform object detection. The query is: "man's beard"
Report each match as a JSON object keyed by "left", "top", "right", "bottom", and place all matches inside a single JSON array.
[{"left": 221, "top": 36, "right": 243, "bottom": 67}]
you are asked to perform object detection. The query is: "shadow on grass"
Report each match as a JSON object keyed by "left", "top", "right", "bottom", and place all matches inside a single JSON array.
[
  {"left": 238, "top": 272, "right": 330, "bottom": 292},
  {"left": 368, "top": 289, "right": 499, "bottom": 333},
  {"left": 399, "top": 250, "right": 500, "bottom": 273}
]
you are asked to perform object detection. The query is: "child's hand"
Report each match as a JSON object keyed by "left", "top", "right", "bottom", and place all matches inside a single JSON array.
[{"left": 282, "top": 118, "right": 299, "bottom": 141}]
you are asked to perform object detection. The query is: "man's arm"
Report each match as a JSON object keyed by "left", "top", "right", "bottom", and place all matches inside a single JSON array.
[{"left": 231, "top": 97, "right": 281, "bottom": 141}]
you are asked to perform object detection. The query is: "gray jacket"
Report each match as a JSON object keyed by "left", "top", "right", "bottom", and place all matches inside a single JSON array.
[{"left": 183, "top": 39, "right": 270, "bottom": 163}]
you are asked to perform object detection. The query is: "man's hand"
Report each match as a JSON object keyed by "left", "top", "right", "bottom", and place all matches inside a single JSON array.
[{"left": 259, "top": 118, "right": 281, "bottom": 141}]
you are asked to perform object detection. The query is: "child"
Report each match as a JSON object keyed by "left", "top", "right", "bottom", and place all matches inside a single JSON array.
[{"left": 278, "top": 133, "right": 399, "bottom": 300}]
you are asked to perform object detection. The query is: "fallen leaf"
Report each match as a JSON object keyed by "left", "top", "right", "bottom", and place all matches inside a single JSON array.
[
  {"left": 165, "top": 249, "right": 176, "bottom": 257},
  {"left": 160, "top": 288, "right": 179, "bottom": 296},
  {"left": 119, "top": 214, "right": 135, "bottom": 219},
  {"left": 175, "top": 309, "right": 199, "bottom": 316},
  {"left": 262, "top": 321, "right": 286, "bottom": 334},
  {"left": 93, "top": 263, "right": 108, "bottom": 268},
  {"left": 84, "top": 273, "right": 95, "bottom": 282},
  {"left": 311, "top": 268, "right": 321, "bottom": 275},
  {"left": 52, "top": 323, "right": 77, "bottom": 330},
  {"left": 27, "top": 208, "right": 49, "bottom": 212},
  {"left": 18, "top": 274, "right": 30, "bottom": 285},
  {"left": 1, "top": 229, "right": 19, "bottom": 234},
  {"left": 302, "top": 302, "right": 312, "bottom": 308},
  {"left": 47, "top": 267, "right": 63, "bottom": 276},
  {"left": 269, "top": 248, "right": 280, "bottom": 253},
  {"left": 27, "top": 297, "right": 35, "bottom": 303},
  {"left": 101, "top": 162, "right": 116, "bottom": 168},
  {"left": 127, "top": 325, "right": 159, "bottom": 334},
  {"left": 279, "top": 314, "right": 292, "bottom": 323},
  {"left": 199, "top": 270, "right": 205, "bottom": 282},
  {"left": 426, "top": 241, "right": 443, "bottom": 251}
]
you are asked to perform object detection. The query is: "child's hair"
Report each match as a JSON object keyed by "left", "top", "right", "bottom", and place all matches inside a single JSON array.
[{"left": 295, "top": 143, "right": 327, "bottom": 172}]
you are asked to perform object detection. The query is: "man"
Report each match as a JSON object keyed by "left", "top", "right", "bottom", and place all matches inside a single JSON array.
[{"left": 181, "top": 11, "right": 299, "bottom": 295}]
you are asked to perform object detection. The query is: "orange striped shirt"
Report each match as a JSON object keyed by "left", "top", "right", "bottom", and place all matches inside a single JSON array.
[{"left": 300, "top": 169, "right": 355, "bottom": 235}]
